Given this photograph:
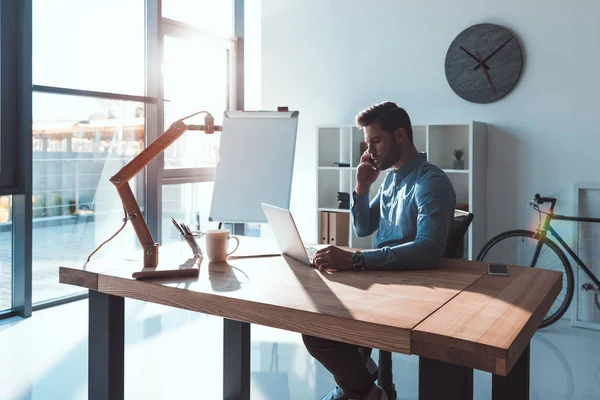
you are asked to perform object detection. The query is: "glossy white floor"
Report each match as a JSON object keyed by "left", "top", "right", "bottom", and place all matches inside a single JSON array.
[{"left": 0, "top": 298, "right": 598, "bottom": 400}]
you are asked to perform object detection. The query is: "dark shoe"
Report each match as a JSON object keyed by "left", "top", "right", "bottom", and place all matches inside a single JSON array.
[{"left": 320, "top": 357, "right": 378, "bottom": 400}]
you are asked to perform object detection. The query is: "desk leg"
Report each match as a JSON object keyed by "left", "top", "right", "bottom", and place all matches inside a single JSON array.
[
  {"left": 378, "top": 350, "right": 396, "bottom": 399},
  {"left": 88, "top": 290, "right": 124, "bottom": 400},
  {"left": 419, "top": 357, "right": 473, "bottom": 400},
  {"left": 223, "top": 319, "right": 250, "bottom": 400},
  {"left": 492, "top": 344, "right": 530, "bottom": 400}
]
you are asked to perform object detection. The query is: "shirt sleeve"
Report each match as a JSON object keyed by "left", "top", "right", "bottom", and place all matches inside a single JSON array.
[
  {"left": 361, "top": 173, "right": 456, "bottom": 270},
  {"left": 351, "top": 188, "right": 381, "bottom": 238}
]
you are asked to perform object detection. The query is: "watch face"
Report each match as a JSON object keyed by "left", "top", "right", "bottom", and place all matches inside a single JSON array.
[
  {"left": 445, "top": 23, "right": 523, "bottom": 104},
  {"left": 351, "top": 251, "right": 363, "bottom": 266}
]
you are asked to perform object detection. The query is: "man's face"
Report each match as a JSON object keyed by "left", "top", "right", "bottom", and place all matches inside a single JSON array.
[{"left": 364, "top": 123, "right": 402, "bottom": 170}]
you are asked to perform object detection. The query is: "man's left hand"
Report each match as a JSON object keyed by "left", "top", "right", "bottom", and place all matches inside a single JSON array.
[{"left": 312, "top": 246, "right": 353, "bottom": 272}]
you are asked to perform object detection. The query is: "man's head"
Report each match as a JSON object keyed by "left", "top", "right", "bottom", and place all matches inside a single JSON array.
[{"left": 355, "top": 102, "right": 414, "bottom": 170}]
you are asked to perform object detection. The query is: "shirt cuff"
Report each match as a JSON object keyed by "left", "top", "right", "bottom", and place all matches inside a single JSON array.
[
  {"left": 352, "top": 190, "right": 370, "bottom": 206},
  {"left": 361, "top": 248, "right": 384, "bottom": 270}
]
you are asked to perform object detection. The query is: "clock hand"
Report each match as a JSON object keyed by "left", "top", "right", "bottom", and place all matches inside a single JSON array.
[
  {"left": 460, "top": 46, "right": 490, "bottom": 69},
  {"left": 476, "top": 51, "right": 497, "bottom": 97},
  {"left": 473, "top": 36, "right": 514, "bottom": 71}
]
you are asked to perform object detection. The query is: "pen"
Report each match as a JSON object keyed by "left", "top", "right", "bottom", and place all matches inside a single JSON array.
[
  {"left": 171, "top": 218, "right": 185, "bottom": 235},
  {"left": 183, "top": 223, "right": 203, "bottom": 257}
]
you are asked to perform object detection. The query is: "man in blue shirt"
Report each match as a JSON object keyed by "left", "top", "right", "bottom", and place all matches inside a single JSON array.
[{"left": 303, "top": 102, "right": 456, "bottom": 400}]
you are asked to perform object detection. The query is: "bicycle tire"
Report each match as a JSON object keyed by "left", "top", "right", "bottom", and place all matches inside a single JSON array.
[
  {"left": 477, "top": 230, "right": 574, "bottom": 329},
  {"left": 595, "top": 292, "right": 600, "bottom": 311}
]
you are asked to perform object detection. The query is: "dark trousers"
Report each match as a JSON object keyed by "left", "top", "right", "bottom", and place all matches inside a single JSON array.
[{"left": 303, "top": 334, "right": 376, "bottom": 399}]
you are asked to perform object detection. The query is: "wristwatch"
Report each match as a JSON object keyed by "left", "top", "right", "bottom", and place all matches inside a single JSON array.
[{"left": 351, "top": 251, "right": 365, "bottom": 271}]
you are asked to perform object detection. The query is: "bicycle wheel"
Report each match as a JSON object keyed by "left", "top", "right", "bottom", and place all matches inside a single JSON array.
[{"left": 477, "top": 230, "right": 574, "bottom": 328}]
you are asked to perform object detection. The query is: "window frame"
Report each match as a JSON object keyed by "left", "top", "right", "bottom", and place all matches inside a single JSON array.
[
  {"left": 7, "top": 0, "right": 32, "bottom": 318},
  {"left": 0, "top": 1, "right": 22, "bottom": 193}
]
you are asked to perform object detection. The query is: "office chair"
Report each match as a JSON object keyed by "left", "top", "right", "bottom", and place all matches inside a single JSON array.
[{"left": 377, "top": 209, "right": 475, "bottom": 399}]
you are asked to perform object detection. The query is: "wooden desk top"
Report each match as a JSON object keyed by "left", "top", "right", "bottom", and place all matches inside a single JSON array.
[
  {"left": 59, "top": 238, "right": 561, "bottom": 376},
  {"left": 413, "top": 262, "right": 562, "bottom": 375}
]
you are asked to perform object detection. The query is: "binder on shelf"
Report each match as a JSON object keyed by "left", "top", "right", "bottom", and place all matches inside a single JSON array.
[
  {"left": 319, "top": 211, "right": 349, "bottom": 246},
  {"left": 328, "top": 212, "right": 349, "bottom": 247},
  {"left": 319, "top": 211, "right": 329, "bottom": 244}
]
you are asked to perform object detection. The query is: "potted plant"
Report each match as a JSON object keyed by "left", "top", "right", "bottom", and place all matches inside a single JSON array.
[{"left": 453, "top": 149, "right": 464, "bottom": 169}]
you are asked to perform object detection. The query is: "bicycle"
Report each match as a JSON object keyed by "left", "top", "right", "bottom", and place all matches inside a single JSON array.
[{"left": 476, "top": 193, "right": 600, "bottom": 328}]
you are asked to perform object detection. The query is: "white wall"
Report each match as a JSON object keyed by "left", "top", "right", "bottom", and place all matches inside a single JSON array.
[{"left": 261, "top": 0, "right": 600, "bottom": 249}]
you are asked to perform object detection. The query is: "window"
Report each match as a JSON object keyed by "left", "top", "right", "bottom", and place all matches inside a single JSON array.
[
  {"left": 29, "top": 0, "right": 146, "bottom": 306},
  {"left": 158, "top": 11, "right": 239, "bottom": 243},
  {"left": 0, "top": 196, "right": 12, "bottom": 311},
  {"left": 163, "top": 35, "right": 230, "bottom": 169},
  {"left": 0, "top": 0, "right": 244, "bottom": 315},
  {"left": 32, "top": 93, "right": 145, "bottom": 304},
  {"left": 162, "top": 182, "right": 219, "bottom": 247},
  {"left": 162, "top": 0, "right": 234, "bottom": 37},
  {"left": 32, "top": 0, "right": 145, "bottom": 95}
]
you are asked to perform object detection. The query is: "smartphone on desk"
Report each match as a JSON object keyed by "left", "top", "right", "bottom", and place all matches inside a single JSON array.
[{"left": 488, "top": 263, "right": 510, "bottom": 276}]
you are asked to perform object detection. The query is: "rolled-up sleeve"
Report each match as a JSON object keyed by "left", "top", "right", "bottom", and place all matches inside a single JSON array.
[
  {"left": 351, "top": 189, "right": 380, "bottom": 238},
  {"left": 362, "top": 174, "right": 456, "bottom": 270}
]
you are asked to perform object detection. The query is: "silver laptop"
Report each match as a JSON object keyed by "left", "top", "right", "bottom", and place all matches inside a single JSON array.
[{"left": 261, "top": 203, "right": 318, "bottom": 265}]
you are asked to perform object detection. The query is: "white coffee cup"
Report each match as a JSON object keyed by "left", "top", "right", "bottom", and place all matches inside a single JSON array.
[{"left": 205, "top": 229, "right": 240, "bottom": 262}]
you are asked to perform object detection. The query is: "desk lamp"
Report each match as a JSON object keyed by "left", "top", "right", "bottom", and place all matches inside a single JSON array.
[{"left": 105, "top": 111, "right": 221, "bottom": 269}]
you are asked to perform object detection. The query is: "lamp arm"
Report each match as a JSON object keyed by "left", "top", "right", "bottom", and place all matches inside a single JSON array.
[
  {"left": 107, "top": 111, "right": 220, "bottom": 268},
  {"left": 111, "top": 120, "right": 188, "bottom": 187}
]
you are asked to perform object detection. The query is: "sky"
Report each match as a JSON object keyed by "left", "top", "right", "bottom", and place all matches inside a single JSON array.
[{"left": 32, "top": 0, "right": 233, "bottom": 121}]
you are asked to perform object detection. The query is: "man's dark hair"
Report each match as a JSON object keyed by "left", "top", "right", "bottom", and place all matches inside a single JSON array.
[{"left": 355, "top": 102, "right": 413, "bottom": 143}]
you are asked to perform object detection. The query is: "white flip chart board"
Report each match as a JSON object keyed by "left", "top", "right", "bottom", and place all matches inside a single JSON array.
[{"left": 209, "top": 110, "right": 299, "bottom": 223}]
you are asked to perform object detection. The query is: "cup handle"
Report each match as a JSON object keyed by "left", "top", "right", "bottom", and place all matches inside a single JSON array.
[{"left": 226, "top": 236, "right": 240, "bottom": 256}]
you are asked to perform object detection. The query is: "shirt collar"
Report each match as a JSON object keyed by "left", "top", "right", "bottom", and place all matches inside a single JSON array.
[{"left": 393, "top": 152, "right": 427, "bottom": 185}]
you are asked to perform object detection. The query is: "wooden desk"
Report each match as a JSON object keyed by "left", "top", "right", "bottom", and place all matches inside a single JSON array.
[{"left": 59, "top": 240, "right": 560, "bottom": 400}]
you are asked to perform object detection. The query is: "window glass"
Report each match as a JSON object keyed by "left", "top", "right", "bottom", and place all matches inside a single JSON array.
[
  {"left": 33, "top": 0, "right": 144, "bottom": 95},
  {"left": 163, "top": 0, "right": 234, "bottom": 37},
  {"left": 32, "top": 92, "right": 145, "bottom": 304},
  {"left": 0, "top": 196, "right": 13, "bottom": 311},
  {"left": 163, "top": 36, "right": 228, "bottom": 169}
]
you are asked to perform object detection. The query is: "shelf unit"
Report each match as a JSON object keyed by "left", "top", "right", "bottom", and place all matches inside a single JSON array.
[{"left": 316, "top": 122, "right": 487, "bottom": 259}]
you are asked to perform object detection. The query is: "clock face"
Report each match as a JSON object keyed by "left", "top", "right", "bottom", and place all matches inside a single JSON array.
[{"left": 445, "top": 23, "right": 523, "bottom": 104}]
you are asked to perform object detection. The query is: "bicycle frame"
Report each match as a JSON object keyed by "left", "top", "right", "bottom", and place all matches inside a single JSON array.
[{"left": 531, "top": 198, "right": 600, "bottom": 289}]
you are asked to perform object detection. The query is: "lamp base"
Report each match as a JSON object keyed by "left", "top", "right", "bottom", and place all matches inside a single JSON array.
[
  {"left": 143, "top": 244, "right": 159, "bottom": 268},
  {"left": 132, "top": 257, "right": 200, "bottom": 280}
]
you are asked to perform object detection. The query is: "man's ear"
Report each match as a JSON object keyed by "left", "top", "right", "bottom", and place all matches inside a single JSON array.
[{"left": 394, "top": 128, "right": 407, "bottom": 143}]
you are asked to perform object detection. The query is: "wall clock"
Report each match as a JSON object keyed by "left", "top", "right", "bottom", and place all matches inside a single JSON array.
[{"left": 445, "top": 23, "right": 523, "bottom": 104}]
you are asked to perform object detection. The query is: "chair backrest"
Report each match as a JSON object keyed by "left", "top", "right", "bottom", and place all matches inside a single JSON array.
[{"left": 444, "top": 210, "right": 474, "bottom": 259}]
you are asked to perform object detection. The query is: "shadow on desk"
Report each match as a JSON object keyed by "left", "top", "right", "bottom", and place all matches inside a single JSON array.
[
  {"left": 282, "top": 254, "right": 355, "bottom": 320},
  {"left": 207, "top": 261, "right": 249, "bottom": 292}
]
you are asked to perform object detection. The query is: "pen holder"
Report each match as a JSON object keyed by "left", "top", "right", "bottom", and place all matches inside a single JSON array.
[{"left": 180, "top": 231, "right": 204, "bottom": 263}]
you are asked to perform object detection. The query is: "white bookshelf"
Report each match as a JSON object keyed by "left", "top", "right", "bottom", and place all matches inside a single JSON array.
[{"left": 316, "top": 122, "right": 487, "bottom": 259}]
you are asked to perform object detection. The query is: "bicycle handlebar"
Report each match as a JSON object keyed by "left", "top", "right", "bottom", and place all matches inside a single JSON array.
[{"left": 529, "top": 193, "right": 557, "bottom": 208}]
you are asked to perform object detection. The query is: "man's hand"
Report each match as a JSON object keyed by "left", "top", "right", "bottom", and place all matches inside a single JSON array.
[
  {"left": 355, "top": 152, "right": 380, "bottom": 195},
  {"left": 312, "top": 246, "right": 353, "bottom": 272}
]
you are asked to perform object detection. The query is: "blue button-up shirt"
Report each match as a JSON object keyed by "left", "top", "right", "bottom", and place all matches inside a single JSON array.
[{"left": 351, "top": 152, "right": 456, "bottom": 270}]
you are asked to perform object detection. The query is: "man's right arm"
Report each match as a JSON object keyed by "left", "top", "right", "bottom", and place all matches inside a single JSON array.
[{"left": 351, "top": 188, "right": 380, "bottom": 237}]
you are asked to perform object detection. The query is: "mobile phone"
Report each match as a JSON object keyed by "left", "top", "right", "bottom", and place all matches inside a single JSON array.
[{"left": 488, "top": 263, "right": 510, "bottom": 276}]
